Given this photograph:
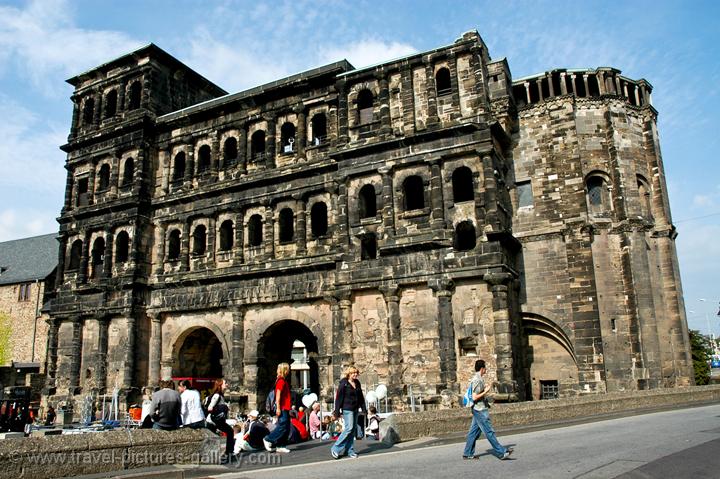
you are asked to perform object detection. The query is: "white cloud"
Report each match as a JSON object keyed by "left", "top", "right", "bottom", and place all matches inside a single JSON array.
[
  {"left": 0, "top": 208, "right": 57, "bottom": 242},
  {"left": 0, "top": 0, "right": 144, "bottom": 95},
  {"left": 318, "top": 39, "right": 418, "bottom": 69}
]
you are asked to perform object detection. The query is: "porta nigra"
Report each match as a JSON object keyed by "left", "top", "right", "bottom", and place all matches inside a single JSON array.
[{"left": 45, "top": 31, "right": 692, "bottom": 414}]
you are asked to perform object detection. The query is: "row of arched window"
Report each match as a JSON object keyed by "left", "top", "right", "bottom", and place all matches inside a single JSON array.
[
  {"left": 66, "top": 231, "right": 131, "bottom": 279},
  {"left": 81, "top": 80, "right": 142, "bottom": 126},
  {"left": 75, "top": 157, "right": 135, "bottom": 207}
]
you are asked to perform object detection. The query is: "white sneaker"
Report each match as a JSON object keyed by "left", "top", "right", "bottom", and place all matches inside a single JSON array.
[
  {"left": 276, "top": 447, "right": 291, "bottom": 453},
  {"left": 263, "top": 438, "right": 275, "bottom": 452}
]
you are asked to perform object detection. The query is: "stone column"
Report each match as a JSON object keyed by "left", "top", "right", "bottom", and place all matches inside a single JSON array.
[
  {"left": 78, "top": 230, "right": 91, "bottom": 283},
  {"left": 184, "top": 147, "right": 194, "bottom": 183},
  {"left": 568, "top": 74, "right": 576, "bottom": 95},
  {"left": 109, "top": 152, "right": 120, "bottom": 199},
  {"left": 400, "top": 65, "right": 416, "bottom": 135},
  {"left": 425, "top": 63, "right": 440, "bottom": 128},
  {"left": 96, "top": 316, "right": 109, "bottom": 392},
  {"left": 87, "top": 160, "right": 96, "bottom": 206},
  {"left": 429, "top": 160, "right": 445, "bottom": 229},
  {"left": 134, "top": 146, "right": 145, "bottom": 196},
  {"left": 484, "top": 272, "right": 515, "bottom": 393},
  {"left": 377, "top": 70, "right": 392, "bottom": 135},
  {"left": 328, "top": 292, "right": 353, "bottom": 381},
  {"left": 45, "top": 318, "right": 59, "bottom": 389},
  {"left": 263, "top": 203, "right": 275, "bottom": 260},
  {"left": 69, "top": 316, "right": 83, "bottom": 393},
  {"left": 238, "top": 123, "right": 248, "bottom": 174},
  {"left": 380, "top": 285, "right": 403, "bottom": 404},
  {"left": 447, "top": 53, "right": 462, "bottom": 120},
  {"left": 295, "top": 197, "right": 307, "bottom": 255},
  {"left": 335, "top": 80, "right": 349, "bottom": 145},
  {"left": 69, "top": 96, "right": 80, "bottom": 137},
  {"left": 560, "top": 73, "right": 568, "bottom": 95},
  {"left": 537, "top": 79, "right": 544, "bottom": 101},
  {"left": 231, "top": 307, "right": 246, "bottom": 388},
  {"left": 92, "top": 92, "right": 101, "bottom": 127},
  {"left": 180, "top": 221, "right": 190, "bottom": 271},
  {"left": 103, "top": 228, "right": 113, "bottom": 278},
  {"left": 55, "top": 235, "right": 67, "bottom": 286},
  {"left": 148, "top": 313, "right": 162, "bottom": 388},
  {"left": 524, "top": 82, "right": 531, "bottom": 104},
  {"left": 117, "top": 81, "right": 126, "bottom": 114},
  {"left": 265, "top": 116, "right": 276, "bottom": 169},
  {"left": 124, "top": 313, "right": 137, "bottom": 388},
  {"left": 295, "top": 106, "right": 306, "bottom": 157},
  {"left": 430, "top": 280, "right": 457, "bottom": 391},
  {"left": 597, "top": 72, "right": 605, "bottom": 95},
  {"left": 63, "top": 168, "right": 74, "bottom": 212},
  {"left": 380, "top": 167, "right": 395, "bottom": 238},
  {"left": 155, "top": 224, "right": 165, "bottom": 275},
  {"left": 582, "top": 74, "right": 589, "bottom": 98},
  {"left": 234, "top": 213, "right": 244, "bottom": 262},
  {"left": 482, "top": 154, "right": 499, "bottom": 231},
  {"left": 210, "top": 136, "right": 220, "bottom": 177},
  {"left": 336, "top": 180, "right": 350, "bottom": 249}
]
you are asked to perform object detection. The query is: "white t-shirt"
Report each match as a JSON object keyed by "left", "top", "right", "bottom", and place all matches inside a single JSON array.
[{"left": 180, "top": 389, "right": 205, "bottom": 425}]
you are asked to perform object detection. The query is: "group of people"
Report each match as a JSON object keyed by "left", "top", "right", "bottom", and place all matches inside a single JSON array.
[{"left": 145, "top": 357, "right": 513, "bottom": 464}]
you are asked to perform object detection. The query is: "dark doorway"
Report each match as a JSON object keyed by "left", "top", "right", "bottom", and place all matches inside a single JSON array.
[
  {"left": 257, "top": 320, "right": 320, "bottom": 412},
  {"left": 173, "top": 327, "right": 223, "bottom": 379}
]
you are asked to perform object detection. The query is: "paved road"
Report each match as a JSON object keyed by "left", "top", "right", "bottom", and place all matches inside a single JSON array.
[{"left": 194, "top": 403, "right": 720, "bottom": 479}]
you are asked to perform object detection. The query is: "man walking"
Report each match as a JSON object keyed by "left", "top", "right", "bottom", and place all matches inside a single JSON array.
[{"left": 463, "top": 359, "right": 513, "bottom": 460}]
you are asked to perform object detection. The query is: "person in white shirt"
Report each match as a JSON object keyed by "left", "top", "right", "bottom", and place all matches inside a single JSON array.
[{"left": 178, "top": 379, "right": 206, "bottom": 429}]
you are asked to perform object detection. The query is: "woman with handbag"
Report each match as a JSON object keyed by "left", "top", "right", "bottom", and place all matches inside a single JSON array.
[
  {"left": 330, "top": 365, "right": 366, "bottom": 459},
  {"left": 208, "top": 378, "right": 234, "bottom": 463}
]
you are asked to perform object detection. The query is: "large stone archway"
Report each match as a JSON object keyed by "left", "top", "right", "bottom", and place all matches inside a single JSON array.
[
  {"left": 162, "top": 319, "right": 231, "bottom": 385},
  {"left": 172, "top": 327, "right": 224, "bottom": 379}
]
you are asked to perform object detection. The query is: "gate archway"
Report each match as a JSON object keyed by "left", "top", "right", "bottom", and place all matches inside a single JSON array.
[{"left": 172, "top": 327, "right": 224, "bottom": 379}]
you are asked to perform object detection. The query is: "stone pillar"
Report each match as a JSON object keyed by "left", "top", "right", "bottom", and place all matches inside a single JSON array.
[
  {"left": 430, "top": 280, "right": 457, "bottom": 391},
  {"left": 336, "top": 180, "right": 350, "bottom": 249},
  {"left": 377, "top": 70, "right": 392, "bottom": 135},
  {"left": 335, "top": 80, "right": 349, "bottom": 145},
  {"left": 295, "top": 106, "right": 306, "bottom": 157},
  {"left": 63, "top": 168, "right": 74, "bottom": 212},
  {"left": 537, "top": 79, "right": 544, "bottom": 101},
  {"left": 238, "top": 123, "right": 248, "bottom": 174},
  {"left": 69, "top": 316, "right": 83, "bottom": 393},
  {"left": 328, "top": 292, "right": 352, "bottom": 381},
  {"left": 234, "top": 213, "right": 244, "bottom": 262},
  {"left": 69, "top": 97, "right": 80, "bottom": 137},
  {"left": 96, "top": 316, "right": 109, "bottom": 392},
  {"left": 263, "top": 203, "right": 275, "bottom": 260},
  {"left": 210, "top": 136, "right": 220, "bottom": 177},
  {"left": 45, "top": 318, "right": 59, "bottom": 389},
  {"left": 124, "top": 314, "right": 136, "bottom": 388},
  {"left": 295, "top": 198, "right": 307, "bottom": 255},
  {"left": 429, "top": 160, "right": 445, "bottom": 229},
  {"left": 184, "top": 148, "right": 194, "bottom": 183},
  {"left": 547, "top": 73, "right": 555, "bottom": 97},
  {"left": 484, "top": 272, "right": 515, "bottom": 393},
  {"left": 109, "top": 152, "right": 119, "bottom": 199},
  {"left": 380, "top": 167, "right": 395, "bottom": 238},
  {"left": 55, "top": 235, "right": 67, "bottom": 286},
  {"left": 180, "top": 221, "right": 190, "bottom": 271},
  {"left": 559, "top": 73, "right": 568, "bottom": 95},
  {"left": 148, "top": 313, "right": 162, "bottom": 388},
  {"left": 482, "top": 154, "right": 499, "bottom": 231},
  {"left": 582, "top": 74, "right": 590, "bottom": 98},
  {"left": 155, "top": 224, "right": 165, "bottom": 275},
  {"left": 117, "top": 81, "right": 126, "bottom": 113},
  {"left": 103, "top": 228, "right": 113, "bottom": 278},
  {"left": 231, "top": 307, "right": 246, "bottom": 388},
  {"left": 78, "top": 230, "right": 91, "bottom": 283},
  {"left": 87, "top": 160, "right": 96, "bottom": 205},
  {"left": 524, "top": 82, "right": 531, "bottom": 104},
  {"left": 400, "top": 65, "right": 416, "bottom": 135},
  {"left": 92, "top": 92, "right": 101, "bottom": 127},
  {"left": 265, "top": 116, "right": 276, "bottom": 169},
  {"left": 597, "top": 72, "right": 605, "bottom": 95},
  {"left": 425, "top": 63, "right": 440, "bottom": 128},
  {"left": 568, "top": 74, "right": 576, "bottom": 95},
  {"left": 381, "top": 285, "right": 403, "bottom": 405}
]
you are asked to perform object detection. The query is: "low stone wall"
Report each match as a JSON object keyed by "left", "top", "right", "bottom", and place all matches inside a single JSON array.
[
  {"left": 0, "top": 428, "right": 223, "bottom": 479},
  {"left": 380, "top": 385, "right": 720, "bottom": 444}
]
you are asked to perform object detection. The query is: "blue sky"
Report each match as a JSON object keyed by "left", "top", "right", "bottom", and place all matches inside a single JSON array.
[{"left": 1, "top": 0, "right": 718, "bottom": 332}]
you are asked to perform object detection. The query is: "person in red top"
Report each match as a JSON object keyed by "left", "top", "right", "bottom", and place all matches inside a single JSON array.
[{"left": 263, "top": 362, "right": 292, "bottom": 453}]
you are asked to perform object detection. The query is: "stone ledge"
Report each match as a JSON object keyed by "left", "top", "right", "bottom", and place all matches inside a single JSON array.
[
  {"left": 380, "top": 385, "right": 720, "bottom": 444},
  {"left": 0, "top": 428, "right": 223, "bottom": 479}
]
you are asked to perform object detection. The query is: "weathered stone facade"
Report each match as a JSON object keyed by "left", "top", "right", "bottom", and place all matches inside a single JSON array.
[{"left": 46, "top": 31, "right": 692, "bottom": 412}]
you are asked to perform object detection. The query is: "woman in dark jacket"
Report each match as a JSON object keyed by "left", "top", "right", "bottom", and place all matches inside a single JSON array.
[
  {"left": 330, "top": 365, "right": 366, "bottom": 459},
  {"left": 208, "top": 378, "right": 234, "bottom": 463}
]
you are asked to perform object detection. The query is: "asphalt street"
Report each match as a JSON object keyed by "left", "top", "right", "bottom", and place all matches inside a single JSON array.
[{"left": 192, "top": 403, "right": 720, "bottom": 479}]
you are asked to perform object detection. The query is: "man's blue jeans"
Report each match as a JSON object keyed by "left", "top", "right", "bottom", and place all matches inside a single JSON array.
[
  {"left": 331, "top": 410, "right": 358, "bottom": 457},
  {"left": 463, "top": 408, "right": 507, "bottom": 458}
]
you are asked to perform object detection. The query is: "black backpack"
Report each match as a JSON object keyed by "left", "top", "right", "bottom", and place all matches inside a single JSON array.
[{"left": 265, "top": 379, "right": 279, "bottom": 413}]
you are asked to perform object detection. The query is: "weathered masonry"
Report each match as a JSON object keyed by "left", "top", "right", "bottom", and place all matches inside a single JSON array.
[{"left": 46, "top": 31, "right": 692, "bottom": 412}]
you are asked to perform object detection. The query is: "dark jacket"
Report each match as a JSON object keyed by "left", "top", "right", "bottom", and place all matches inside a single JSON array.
[
  {"left": 334, "top": 378, "right": 367, "bottom": 416},
  {"left": 150, "top": 388, "right": 181, "bottom": 429}
]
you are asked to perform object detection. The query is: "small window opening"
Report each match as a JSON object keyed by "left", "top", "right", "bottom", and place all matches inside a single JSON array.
[
  {"left": 281, "top": 122, "right": 295, "bottom": 154},
  {"left": 91, "top": 237, "right": 105, "bottom": 278},
  {"left": 587, "top": 176, "right": 605, "bottom": 209},
  {"left": 529, "top": 81, "right": 540, "bottom": 103},
  {"left": 452, "top": 167, "right": 474, "bottom": 203},
  {"left": 219, "top": 220, "right": 234, "bottom": 251},
  {"left": 251, "top": 130, "right": 266, "bottom": 161},
  {"left": 359, "top": 184, "right": 377, "bottom": 219},
  {"left": 98, "top": 164, "right": 110, "bottom": 191},
  {"left": 587, "top": 75, "right": 600, "bottom": 97},
  {"left": 551, "top": 73, "right": 562, "bottom": 97},
  {"left": 248, "top": 214, "right": 263, "bottom": 247},
  {"left": 357, "top": 89, "right": 374, "bottom": 124},
  {"left": 192, "top": 225, "right": 207, "bottom": 255},
  {"left": 122, "top": 158, "right": 134, "bottom": 187},
  {"left": 611, "top": 318, "right": 617, "bottom": 332},
  {"left": 279, "top": 208, "right": 295, "bottom": 243},
  {"left": 540, "top": 77, "right": 550, "bottom": 99},
  {"left": 361, "top": 234, "right": 377, "bottom": 260},
  {"left": 167, "top": 230, "right": 181, "bottom": 261},
  {"left": 18, "top": 283, "right": 31, "bottom": 302},
  {"left": 403, "top": 175, "right": 425, "bottom": 211},
  {"left": 197, "top": 145, "right": 211, "bottom": 173},
  {"left": 540, "top": 380, "right": 559, "bottom": 400},
  {"left": 104, "top": 90, "right": 117, "bottom": 118},
  {"left": 115, "top": 231, "right": 129, "bottom": 264},
  {"left": 76, "top": 178, "right": 89, "bottom": 207},
  {"left": 574, "top": 75, "right": 587, "bottom": 97},
  {"left": 128, "top": 81, "right": 142, "bottom": 110},
  {"left": 69, "top": 239, "right": 83, "bottom": 270},
  {"left": 83, "top": 98, "right": 95, "bottom": 124},
  {"left": 637, "top": 177, "right": 652, "bottom": 219},
  {"left": 435, "top": 68, "right": 452, "bottom": 96},
  {"left": 453, "top": 221, "right": 476, "bottom": 251},
  {"left": 223, "top": 137, "right": 238, "bottom": 167},
  {"left": 173, "top": 152, "right": 186, "bottom": 182},
  {"left": 458, "top": 337, "right": 478, "bottom": 357},
  {"left": 311, "top": 202, "right": 328, "bottom": 238},
  {"left": 311, "top": 113, "right": 327, "bottom": 145},
  {"left": 517, "top": 180, "right": 533, "bottom": 208}
]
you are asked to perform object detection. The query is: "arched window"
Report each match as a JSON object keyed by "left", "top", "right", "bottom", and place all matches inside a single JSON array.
[
  {"left": 68, "top": 240, "right": 83, "bottom": 270},
  {"left": 435, "top": 67, "right": 452, "bottom": 96},
  {"left": 104, "top": 90, "right": 117, "bottom": 118},
  {"left": 167, "top": 229, "right": 181, "bottom": 260},
  {"left": 586, "top": 175, "right": 609, "bottom": 214},
  {"left": 121, "top": 158, "right": 134, "bottom": 187},
  {"left": 173, "top": 152, "right": 186, "bottom": 181},
  {"left": 197, "top": 145, "right": 211, "bottom": 173},
  {"left": 403, "top": 175, "right": 425, "bottom": 211},
  {"left": 192, "top": 225, "right": 207, "bottom": 255},
  {"left": 452, "top": 166, "right": 474, "bottom": 203},
  {"left": 311, "top": 113, "right": 327, "bottom": 145},
  {"left": 128, "top": 81, "right": 142, "bottom": 110},
  {"left": 359, "top": 184, "right": 377, "bottom": 219},
  {"left": 115, "top": 231, "right": 129, "bottom": 263},
  {"left": 279, "top": 208, "right": 295, "bottom": 243},
  {"left": 83, "top": 98, "right": 95, "bottom": 124},
  {"left": 361, "top": 234, "right": 377, "bottom": 260},
  {"left": 251, "top": 130, "right": 266, "bottom": 161},
  {"left": 357, "top": 89, "right": 374, "bottom": 124},
  {"left": 453, "top": 221, "right": 477, "bottom": 251},
  {"left": 98, "top": 164, "right": 111, "bottom": 191},
  {"left": 91, "top": 237, "right": 105, "bottom": 278},
  {"left": 311, "top": 202, "right": 328, "bottom": 238},
  {"left": 219, "top": 220, "right": 234, "bottom": 251},
  {"left": 248, "top": 214, "right": 263, "bottom": 246},
  {"left": 281, "top": 122, "right": 295, "bottom": 154},
  {"left": 223, "top": 137, "right": 238, "bottom": 167},
  {"left": 76, "top": 178, "right": 89, "bottom": 207},
  {"left": 637, "top": 176, "right": 652, "bottom": 219}
]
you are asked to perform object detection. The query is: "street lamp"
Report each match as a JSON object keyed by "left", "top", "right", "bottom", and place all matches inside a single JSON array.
[{"left": 699, "top": 299, "right": 720, "bottom": 356}]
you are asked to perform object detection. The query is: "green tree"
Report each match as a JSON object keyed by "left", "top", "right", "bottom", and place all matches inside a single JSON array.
[
  {"left": 689, "top": 329, "right": 712, "bottom": 385},
  {"left": 0, "top": 312, "right": 11, "bottom": 365}
]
